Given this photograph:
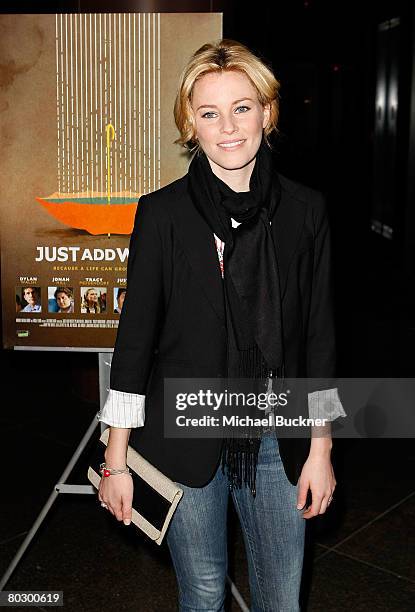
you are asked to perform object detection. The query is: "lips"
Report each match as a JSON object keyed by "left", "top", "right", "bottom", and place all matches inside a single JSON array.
[{"left": 217, "top": 139, "right": 245, "bottom": 149}]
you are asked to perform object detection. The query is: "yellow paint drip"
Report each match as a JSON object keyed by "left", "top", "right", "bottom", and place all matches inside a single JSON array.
[{"left": 106, "top": 123, "right": 115, "bottom": 204}]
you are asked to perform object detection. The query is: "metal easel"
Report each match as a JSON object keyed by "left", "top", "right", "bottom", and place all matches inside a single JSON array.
[
  {"left": 0, "top": 350, "right": 110, "bottom": 592},
  {"left": 0, "top": 352, "right": 249, "bottom": 611}
]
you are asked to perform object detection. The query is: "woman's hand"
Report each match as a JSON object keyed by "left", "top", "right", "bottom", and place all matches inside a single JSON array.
[
  {"left": 98, "top": 426, "right": 133, "bottom": 524},
  {"left": 296, "top": 440, "right": 336, "bottom": 519},
  {"left": 98, "top": 472, "right": 133, "bottom": 525}
]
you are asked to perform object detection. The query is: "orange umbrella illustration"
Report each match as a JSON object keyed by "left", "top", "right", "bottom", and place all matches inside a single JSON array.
[{"left": 37, "top": 123, "right": 139, "bottom": 236}]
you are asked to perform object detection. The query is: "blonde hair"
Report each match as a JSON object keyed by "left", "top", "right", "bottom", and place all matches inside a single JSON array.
[
  {"left": 82, "top": 287, "right": 101, "bottom": 313},
  {"left": 174, "top": 39, "right": 280, "bottom": 152}
]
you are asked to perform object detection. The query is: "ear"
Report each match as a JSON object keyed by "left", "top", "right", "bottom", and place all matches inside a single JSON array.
[{"left": 262, "top": 103, "right": 271, "bottom": 129}]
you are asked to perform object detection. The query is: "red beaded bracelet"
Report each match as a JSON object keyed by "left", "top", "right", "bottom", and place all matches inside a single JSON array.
[{"left": 99, "top": 462, "right": 131, "bottom": 477}]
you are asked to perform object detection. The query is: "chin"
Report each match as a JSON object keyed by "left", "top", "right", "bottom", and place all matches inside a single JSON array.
[
  {"left": 216, "top": 155, "right": 255, "bottom": 171},
  {"left": 212, "top": 149, "right": 256, "bottom": 169}
]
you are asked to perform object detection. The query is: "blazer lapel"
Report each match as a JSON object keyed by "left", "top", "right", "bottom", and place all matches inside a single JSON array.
[
  {"left": 173, "top": 189, "right": 226, "bottom": 324},
  {"left": 271, "top": 186, "right": 307, "bottom": 300}
]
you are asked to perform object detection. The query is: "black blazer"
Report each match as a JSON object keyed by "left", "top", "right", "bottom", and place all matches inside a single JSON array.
[{"left": 110, "top": 172, "right": 336, "bottom": 487}]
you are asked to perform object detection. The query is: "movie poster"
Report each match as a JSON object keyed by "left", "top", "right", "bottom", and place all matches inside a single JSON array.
[{"left": 0, "top": 13, "right": 222, "bottom": 349}]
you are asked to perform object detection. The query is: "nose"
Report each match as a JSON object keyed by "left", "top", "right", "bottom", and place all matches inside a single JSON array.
[{"left": 220, "top": 112, "right": 238, "bottom": 135}]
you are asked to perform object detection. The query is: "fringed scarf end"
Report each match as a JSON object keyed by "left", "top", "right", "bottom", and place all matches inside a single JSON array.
[{"left": 221, "top": 437, "right": 260, "bottom": 498}]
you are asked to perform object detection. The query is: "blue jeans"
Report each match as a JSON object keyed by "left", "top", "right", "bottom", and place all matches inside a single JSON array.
[{"left": 166, "top": 433, "right": 306, "bottom": 611}]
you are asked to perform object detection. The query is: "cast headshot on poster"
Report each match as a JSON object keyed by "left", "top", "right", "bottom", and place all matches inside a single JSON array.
[
  {"left": 48, "top": 287, "right": 74, "bottom": 313},
  {"left": 80, "top": 287, "right": 106, "bottom": 314},
  {"left": 113, "top": 288, "right": 126, "bottom": 314},
  {"left": 19, "top": 287, "right": 42, "bottom": 313}
]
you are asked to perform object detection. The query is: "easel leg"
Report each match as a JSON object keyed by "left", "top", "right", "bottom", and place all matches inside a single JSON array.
[
  {"left": 0, "top": 353, "right": 249, "bottom": 611},
  {"left": 0, "top": 412, "right": 100, "bottom": 591},
  {"left": 0, "top": 352, "right": 110, "bottom": 591}
]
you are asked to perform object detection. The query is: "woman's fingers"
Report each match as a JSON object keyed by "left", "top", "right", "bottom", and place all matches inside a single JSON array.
[
  {"left": 113, "top": 504, "right": 124, "bottom": 521},
  {"left": 112, "top": 499, "right": 132, "bottom": 523},
  {"left": 318, "top": 488, "right": 336, "bottom": 514},
  {"left": 296, "top": 480, "right": 309, "bottom": 511},
  {"left": 317, "top": 494, "right": 331, "bottom": 515},
  {"left": 301, "top": 492, "right": 323, "bottom": 518},
  {"left": 302, "top": 487, "right": 335, "bottom": 517},
  {"left": 298, "top": 480, "right": 336, "bottom": 518},
  {"left": 120, "top": 485, "right": 133, "bottom": 525},
  {"left": 122, "top": 505, "right": 132, "bottom": 525}
]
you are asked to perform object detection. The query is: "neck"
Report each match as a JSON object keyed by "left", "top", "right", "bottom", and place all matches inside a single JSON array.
[{"left": 207, "top": 156, "right": 256, "bottom": 192}]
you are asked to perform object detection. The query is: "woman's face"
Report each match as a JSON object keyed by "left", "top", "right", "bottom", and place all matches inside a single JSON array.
[
  {"left": 191, "top": 70, "right": 270, "bottom": 175},
  {"left": 86, "top": 289, "right": 98, "bottom": 303}
]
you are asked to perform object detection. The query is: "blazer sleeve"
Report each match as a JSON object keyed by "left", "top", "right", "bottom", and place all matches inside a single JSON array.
[
  {"left": 306, "top": 194, "right": 337, "bottom": 389},
  {"left": 109, "top": 195, "right": 164, "bottom": 395}
]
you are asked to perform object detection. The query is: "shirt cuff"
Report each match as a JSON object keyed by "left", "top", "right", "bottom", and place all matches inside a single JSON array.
[
  {"left": 308, "top": 387, "right": 346, "bottom": 421},
  {"left": 97, "top": 389, "right": 146, "bottom": 428}
]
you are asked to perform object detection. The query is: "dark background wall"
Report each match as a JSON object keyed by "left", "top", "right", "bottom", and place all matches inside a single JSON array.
[
  {"left": 1, "top": 0, "right": 414, "bottom": 390},
  {"left": 1, "top": 2, "right": 414, "bottom": 608}
]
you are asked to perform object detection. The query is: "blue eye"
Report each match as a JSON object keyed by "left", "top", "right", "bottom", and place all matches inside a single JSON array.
[{"left": 201, "top": 106, "right": 250, "bottom": 118}]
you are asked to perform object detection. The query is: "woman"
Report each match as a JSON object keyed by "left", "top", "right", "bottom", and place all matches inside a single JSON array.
[
  {"left": 81, "top": 287, "right": 103, "bottom": 314},
  {"left": 98, "top": 39, "right": 345, "bottom": 611}
]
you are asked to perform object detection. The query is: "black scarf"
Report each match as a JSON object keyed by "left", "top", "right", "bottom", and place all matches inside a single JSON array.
[{"left": 187, "top": 139, "right": 284, "bottom": 495}]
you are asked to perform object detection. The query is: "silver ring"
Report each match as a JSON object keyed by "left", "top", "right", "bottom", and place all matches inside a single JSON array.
[{"left": 101, "top": 502, "right": 108, "bottom": 509}]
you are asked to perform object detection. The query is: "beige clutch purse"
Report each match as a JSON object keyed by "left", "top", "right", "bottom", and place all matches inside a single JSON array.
[{"left": 88, "top": 428, "right": 183, "bottom": 545}]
